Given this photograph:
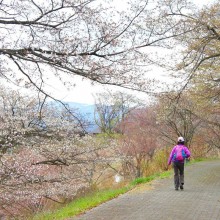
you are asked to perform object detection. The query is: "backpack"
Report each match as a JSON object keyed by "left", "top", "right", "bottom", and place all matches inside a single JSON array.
[{"left": 174, "top": 145, "right": 186, "bottom": 162}]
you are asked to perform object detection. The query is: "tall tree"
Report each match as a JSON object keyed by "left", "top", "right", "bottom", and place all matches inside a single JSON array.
[
  {"left": 139, "top": 0, "right": 220, "bottom": 149},
  {"left": 156, "top": 92, "right": 202, "bottom": 147},
  {"left": 94, "top": 90, "right": 142, "bottom": 134},
  {"left": 120, "top": 107, "right": 158, "bottom": 178},
  {"left": 152, "top": 0, "right": 220, "bottom": 86}
]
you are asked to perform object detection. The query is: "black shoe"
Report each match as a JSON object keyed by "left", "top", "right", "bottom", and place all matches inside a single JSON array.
[{"left": 180, "top": 185, "right": 184, "bottom": 190}]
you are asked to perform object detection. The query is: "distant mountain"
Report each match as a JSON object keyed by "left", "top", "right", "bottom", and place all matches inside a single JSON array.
[
  {"left": 65, "top": 102, "right": 99, "bottom": 133},
  {"left": 49, "top": 101, "right": 100, "bottom": 133},
  {"left": 67, "top": 102, "right": 95, "bottom": 119}
]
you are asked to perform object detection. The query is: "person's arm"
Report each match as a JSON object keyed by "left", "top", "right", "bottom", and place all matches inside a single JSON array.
[
  {"left": 168, "top": 147, "right": 176, "bottom": 165},
  {"left": 184, "top": 147, "right": 191, "bottom": 159}
]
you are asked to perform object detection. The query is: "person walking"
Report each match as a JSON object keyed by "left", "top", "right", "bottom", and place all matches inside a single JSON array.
[{"left": 168, "top": 137, "right": 191, "bottom": 190}]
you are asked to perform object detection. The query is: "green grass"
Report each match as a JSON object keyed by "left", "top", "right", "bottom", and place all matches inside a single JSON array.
[
  {"left": 130, "top": 171, "right": 171, "bottom": 186},
  {"left": 191, "top": 158, "right": 207, "bottom": 162},
  {"left": 33, "top": 171, "right": 172, "bottom": 220},
  {"left": 32, "top": 187, "right": 131, "bottom": 220},
  {"left": 188, "top": 157, "right": 220, "bottom": 165}
]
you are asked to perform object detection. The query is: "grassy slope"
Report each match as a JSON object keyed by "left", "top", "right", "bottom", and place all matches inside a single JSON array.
[
  {"left": 32, "top": 170, "right": 171, "bottom": 220},
  {"left": 33, "top": 158, "right": 214, "bottom": 220}
]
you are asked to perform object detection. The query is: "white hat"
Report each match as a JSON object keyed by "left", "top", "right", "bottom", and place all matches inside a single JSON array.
[{"left": 178, "top": 137, "right": 184, "bottom": 142}]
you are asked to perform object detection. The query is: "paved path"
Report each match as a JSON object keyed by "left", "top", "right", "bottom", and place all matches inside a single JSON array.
[{"left": 73, "top": 160, "right": 220, "bottom": 220}]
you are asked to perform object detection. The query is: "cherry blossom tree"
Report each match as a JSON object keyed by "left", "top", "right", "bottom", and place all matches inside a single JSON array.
[
  {"left": 119, "top": 107, "right": 158, "bottom": 178},
  {"left": 0, "top": 0, "right": 187, "bottom": 97},
  {"left": 0, "top": 86, "right": 123, "bottom": 217},
  {"left": 0, "top": 134, "right": 122, "bottom": 217}
]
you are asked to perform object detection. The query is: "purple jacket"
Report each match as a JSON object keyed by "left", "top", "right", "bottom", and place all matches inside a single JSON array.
[{"left": 168, "top": 144, "right": 191, "bottom": 165}]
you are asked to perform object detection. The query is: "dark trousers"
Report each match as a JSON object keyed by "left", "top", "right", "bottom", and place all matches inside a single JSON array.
[{"left": 173, "top": 162, "right": 184, "bottom": 188}]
